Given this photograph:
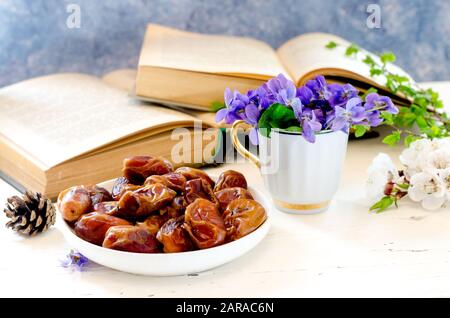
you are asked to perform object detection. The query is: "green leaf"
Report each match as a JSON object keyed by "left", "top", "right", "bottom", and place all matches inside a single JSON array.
[
  {"left": 414, "top": 96, "right": 428, "bottom": 109},
  {"left": 404, "top": 134, "right": 419, "bottom": 147},
  {"left": 370, "top": 68, "right": 383, "bottom": 77},
  {"left": 429, "top": 125, "right": 441, "bottom": 137},
  {"left": 380, "top": 51, "right": 396, "bottom": 64},
  {"left": 345, "top": 44, "right": 359, "bottom": 57},
  {"left": 401, "top": 112, "right": 417, "bottom": 127},
  {"left": 398, "top": 85, "right": 416, "bottom": 96},
  {"left": 386, "top": 77, "right": 398, "bottom": 93},
  {"left": 381, "top": 112, "right": 394, "bottom": 125},
  {"left": 363, "top": 55, "right": 376, "bottom": 67},
  {"left": 389, "top": 74, "right": 409, "bottom": 84},
  {"left": 211, "top": 101, "right": 225, "bottom": 112},
  {"left": 370, "top": 196, "right": 395, "bottom": 213},
  {"left": 257, "top": 103, "right": 298, "bottom": 138},
  {"left": 396, "top": 183, "right": 410, "bottom": 190},
  {"left": 284, "top": 126, "right": 302, "bottom": 132},
  {"left": 326, "top": 41, "right": 337, "bottom": 49},
  {"left": 353, "top": 125, "right": 368, "bottom": 138},
  {"left": 382, "top": 131, "right": 401, "bottom": 146},
  {"left": 415, "top": 115, "right": 428, "bottom": 129}
]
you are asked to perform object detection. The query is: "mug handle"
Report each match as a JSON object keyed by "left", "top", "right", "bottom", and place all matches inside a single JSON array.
[{"left": 230, "top": 120, "right": 261, "bottom": 168}]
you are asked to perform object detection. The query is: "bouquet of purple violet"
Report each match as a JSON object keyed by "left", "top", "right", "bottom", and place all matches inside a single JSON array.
[{"left": 215, "top": 74, "right": 399, "bottom": 144}]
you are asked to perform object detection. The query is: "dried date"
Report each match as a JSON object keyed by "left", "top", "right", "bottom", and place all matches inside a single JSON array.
[
  {"left": 175, "top": 167, "right": 215, "bottom": 188},
  {"left": 93, "top": 201, "right": 118, "bottom": 214},
  {"left": 213, "top": 170, "right": 248, "bottom": 192},
  {"left": 58, "top": 185, "right": 112, "bottom": 222},
  {"left": 223, "top": 199, "right": 267, "bottom": 241},
  {"left": 123, "top": 156, "right": 173, "bottom": 184},
  {"left": 137, "top": 214, "right": 169, "bottom": 236},
  {"left": 74, "top": 212, "right": 131, "bottom": 246},
  {"left": 111, "top": 177, "right": 140, "bottom": 201},
  {"left": 183, "top": 198, "right": 226, "bottom": 249},
  {"left": 113, "top": 183, "right": 176, "bottom": 218},
  {"left": 103, "top": 225, "right": 161, "bottom": 253},
  {"left": 157, "top": 216, "right": 194, "bottom": 253},
  {"left": 144, "top": 172, "right": 186, "bottom": 194},
  {"left": 215, "top": 187, "right": 254, "bottom": 212}
]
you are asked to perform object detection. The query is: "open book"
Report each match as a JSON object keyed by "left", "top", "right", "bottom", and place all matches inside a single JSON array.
[
  {"left": 135, "top": 24, "right": 413, "bottom": 111},
  {"left": 0, "top": 73, "right": 218, "bottom": 198}
]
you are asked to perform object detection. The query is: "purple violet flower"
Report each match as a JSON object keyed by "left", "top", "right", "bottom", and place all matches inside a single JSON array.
[
  {"left": 215, "top": 73, "right": 397, "bottom": 144},
  {"left": 306, "top": 75, "right": 332, "bottom": 101},
  {"left": 248, "top": 86, "right": 274, "bottom": 110},
  {"left": 365, "top": 109, "right": 384, "bottom": 127},
  {"left": 330, "top": 97, "right": 366, "bottom": 132},
  {"left": 296, "top": 86, "right": 314, "bottom": 105},
  {"left": 215, "top": 88, "right": 249, "bottom": 124},
  {"left": 292, "top": 104, "right": 322, "bottom": 143},
  {"left": 244, "top": 103, "right": 261, "bottom": 145},
  {"left": 60, "top": 249, "right": 90, "bottom": 271},
  {"left": 266, "top": 74, "right": 301, "bottom": 109},
  {"left": 328, "top": 83, "right": 358, "bottom": 107},
  {"left": 364, "top": 92, "right": 398, "bottom": 114}
]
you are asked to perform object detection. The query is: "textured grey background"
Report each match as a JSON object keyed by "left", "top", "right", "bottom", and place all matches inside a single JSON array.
[{"left": 1, "top": 0, "right": 449, "bottom": 88}]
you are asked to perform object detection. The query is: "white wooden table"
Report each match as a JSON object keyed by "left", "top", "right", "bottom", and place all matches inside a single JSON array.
[{"left": 0, "top": 131, "right": 449, "bottom": 298}]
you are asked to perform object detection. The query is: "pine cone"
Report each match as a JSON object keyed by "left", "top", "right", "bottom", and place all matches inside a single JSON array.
[{"left": 4, "top": 191, "right": 56, "bottom": 236}]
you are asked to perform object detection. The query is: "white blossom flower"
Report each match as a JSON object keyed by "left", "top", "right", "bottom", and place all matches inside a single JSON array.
[
  {"left": 423, "top": 148, "right": 450, "bottom": 171},
  {"left": 400, "top": 137, "right": 450, "bottom": 177},
  {"left": 399, "top": 138, "right": 432, "bottom": 176},
  {"left": 437, "top": 168, "right": 450, "bottom": 201},
  {"left": 435, "top": 137, "right": 450, "bottom": 149},
  {"left": 366, "top": 153, "right": 399, "bottom": 203},
  {"left": 408, "top": 170, "right": 447, "bottom": 210}
]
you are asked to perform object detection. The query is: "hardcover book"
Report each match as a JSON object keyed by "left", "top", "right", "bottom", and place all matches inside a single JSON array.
[
  {"left": 135, "top": 24, "right": 414, "bottom": 111},
  {"left": 0, "top": 73, "right": 218, "bottom": 198}
]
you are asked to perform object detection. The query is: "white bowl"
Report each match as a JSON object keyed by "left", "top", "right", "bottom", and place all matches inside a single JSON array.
[{"left": 59, "top": 178, "right": 271, "bottom": 276}]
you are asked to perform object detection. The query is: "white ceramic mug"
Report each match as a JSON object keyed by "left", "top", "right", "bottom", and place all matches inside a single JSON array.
[{"left": 231, "top": 121, "right": 348, "bottom": 214}]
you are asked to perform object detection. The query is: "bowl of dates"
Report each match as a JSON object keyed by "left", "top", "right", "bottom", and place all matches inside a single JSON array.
[{"left": 58, "top": 156, "right": 270, "bottom": 276}]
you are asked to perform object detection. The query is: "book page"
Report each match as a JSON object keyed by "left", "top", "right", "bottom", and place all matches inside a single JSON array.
[
  {"left": 0, "top": 74, "right": 196, "bottom": 168},
  {"left": 277, "top": 33, "right": 413, "bottom": 87},
  {"left": 103, "top": 68, "right": 225, "bottom": 128},
  {"left": 102, "top": 68, "right": 137, "bottom": 92},
  {"left": 139, "top": 24, "right": 290, "bottom": 80}
]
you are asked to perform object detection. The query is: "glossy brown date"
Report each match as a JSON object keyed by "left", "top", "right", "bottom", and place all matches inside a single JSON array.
[
  {"left": 87, "top": 185, "right": 113, "bottom": 206},
  {"left": 93, "top": 201, "right": 118, "bottom": 214},
  {"left": 111, "top": 177, "right": 140, "bottom": 201},
  {"left": 213, "top": 170, "right": 248, "bottom": 192},
  {"left": 159, "top": 195, "right": 187, "bottom": 219},
  {"left": 74, "top": 212, "right": 131, "bottom": 246},
  {"left": 58, "top": 185, "right": 112, "bottom": 222},
  {"left": 223, "top": 199, "right": 267, "bottom": 241},
  {"left": 102, "top": 225, "right": 161, "bottom": 253},
  {"left": 185, "top": 178, "right": 219, "bottom": 206},
  {"left": 123, "top": 156, "right": 173, "bottom": 185},
  {"left": 157, "top": 216, "right": 194, "bottom": 253},
  {"left": 183, "top": 198, "right": 226, "bottom": 249},
  {"left": 215, "top": 187, "right": 254, "bottom": 212},
  {"left": 136, "top": 214, "right": 169, "bottom": 236},
  {"left": 144, "top": 172, "right": 186, "bottom": 194},
  {"left": 175, "top": 167, "right": 215, "bottom": 188},
  {"left": 113, "top": 183, "right": 176, "bottom": 218}
]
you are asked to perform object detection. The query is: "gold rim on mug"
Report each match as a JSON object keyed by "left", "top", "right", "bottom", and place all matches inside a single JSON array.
[
  {"left": 273, "top": 199, "right": 330, "bottom": 211},
  {"left": 231, "top": 120, "right": 261, "bottom": 168}
]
